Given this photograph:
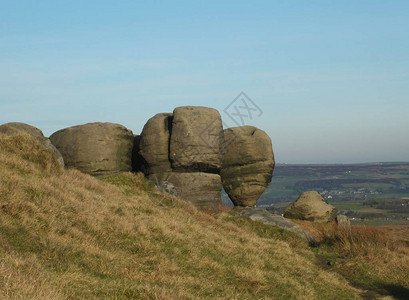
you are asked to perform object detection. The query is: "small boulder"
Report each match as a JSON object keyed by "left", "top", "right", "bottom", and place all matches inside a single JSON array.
[
  {"left": 50, "top": 122, "right": 134, "bottom": 176},
  {"left": 336, "top": 214, "right": 350, "bottom": 226},
  {"left": 221, "top": 126, "right": 275, "bottom": 207},
  {"left": 170, "top": 106, "right": 223, "bottom": 173},
  {"left": 0, "top": 122, "right": 64, "bottom": 167},
  {"left": 283, "top": 191, "right": 336, "bottom": 223}
]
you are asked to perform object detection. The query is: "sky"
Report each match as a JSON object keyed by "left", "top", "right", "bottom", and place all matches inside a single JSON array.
[{"left": 1, "top": 1, "right": 408, "bottom": 164}]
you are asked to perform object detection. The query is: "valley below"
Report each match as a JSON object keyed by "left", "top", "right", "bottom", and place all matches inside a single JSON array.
[{"left": 255, "top": 163, "right": 409, "bottom": 225}]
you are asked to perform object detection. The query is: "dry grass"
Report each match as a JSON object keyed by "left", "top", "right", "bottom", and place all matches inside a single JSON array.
[
  {"left": 0, "top": 134, "right": 361, "bottom": 299},
  {"left": 296, "top": 220, "right": 409, "bottom": 298}
]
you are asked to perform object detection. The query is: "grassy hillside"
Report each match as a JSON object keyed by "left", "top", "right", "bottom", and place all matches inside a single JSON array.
[
  {"left": 296, "top": 221, "right": 409, "bottom": 299},
  {"left": 0, "top": 133, "right": 407, "bottom": 299},
  {"left": 0, "top": 135, "right": 409, "bottom": 299}
]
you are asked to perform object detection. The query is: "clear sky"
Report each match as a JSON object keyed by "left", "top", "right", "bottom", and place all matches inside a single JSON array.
[{"left": 1, "top": 1, "right": 408, "bottom": 163}]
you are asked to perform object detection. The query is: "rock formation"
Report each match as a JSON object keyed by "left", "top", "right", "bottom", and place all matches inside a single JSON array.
[
  {"left": 2, "top": 107, "right": 276, "bottom": 210},
  {"left": 221, "top": 126, "right": 275, "bottom": 207},
  {"left": 50, "top": 122, "right": 134, "bottom": 176},
  {"left": 137, "top": 106, "right": 224, "bottom": 209},
  {"left": 0, "top": 122, "right": 64, "bottom": 167},
  {"left": 283, "top": 191, "right": 336, "bottom": 223}
]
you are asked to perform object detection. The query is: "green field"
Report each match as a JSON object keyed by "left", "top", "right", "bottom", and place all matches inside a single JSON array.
[
  {"left": 254, "top": 163, "right": 409, "bottom": 225},
  {"left": 258, "top": 163, "right": 409, "bottom": 204},
  {"left": 330, "top": 198, "right": 409, "bottom": 225}
]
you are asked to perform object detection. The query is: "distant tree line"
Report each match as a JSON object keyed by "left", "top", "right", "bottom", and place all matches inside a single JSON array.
[{"left": 363, "top": 200, "right": 409, "bottom": 213}]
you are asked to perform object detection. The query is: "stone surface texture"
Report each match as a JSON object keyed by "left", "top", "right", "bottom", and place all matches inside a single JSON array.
[
  {"left": 138, "top": 113, "right": 173, "bottom": 175},
  {"left": 335, "top": 214, "right": 351, "bottom": 226},
  {"left": 50, "top": 122, "right": 134, "bottom": 176},
  {"left": 283, "top": 191, "right": 336, "bottom": 223},
  {"left": 221, "top": 126, "right": 275, "bottom": 207},
  {"left": 170, "top": 106, "right": 223, "bottom": 173},
  {"left": 149, "top": 172, "right": 222, "bottom": 210}
]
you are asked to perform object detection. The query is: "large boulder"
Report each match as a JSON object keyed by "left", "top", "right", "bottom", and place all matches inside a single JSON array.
[
  {"left": 0, "top": 122, "right": 64, "bottom": 167},
  {"left": 50, "top": 122, "right": 134, "bottom": 176},
  {"left": 221, "top": 126, "right": 275, "bottom": 207},
  {"left": 170, "top": 106, "right": 223, "bottom": 173},
  {"left": 138, "top": 113, "right": 173, "bottom": 175},
  {"left": 149, "top": 172, "right": 222, "bottom": 209},
  {"left": 283, "top": 191, "right": 336, "bottom": 223}
]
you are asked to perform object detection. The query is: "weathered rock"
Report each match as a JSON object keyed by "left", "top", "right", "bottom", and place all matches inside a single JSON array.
[
  {"left": 137, "top": 107, "right": 225, "bottom": 209},
  {"left": 138, "top": 113, "right": 173, "bottom": 175},
  {"left": 155, "top": 180, "right": 178, "bottom": 196},
  {"left": 283, "top": 191, "right": 336, "bottom": 223},
  {"left": 0, "top": 122, "right": 44, "bottom": 140},
  {"left": 170, "top": 106, "right": 223, "bottom": 173},
  {"left": 50, "top": 122, "right": 134, "bottom": 176},
  {"left": 221, "top": 126, "right": 275, "bottom": 207},
  {"left": 0, "top": 122, "right": 64, "bottom": 167},
  {"left": 236, "top": 208, "right": 315, "bottom": 245},
  {"left": 42, "top": 139, "right": 65, "bottom": 167},
  {"left": 336, "top": 214, "right": 350, "bottom": 226},
  {"left": 149, "top": 172, "right": 222, "bottom": 209}
]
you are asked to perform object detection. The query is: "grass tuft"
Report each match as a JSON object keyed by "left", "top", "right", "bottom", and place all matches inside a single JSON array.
[{"left": 296, "top": 220, "right": 409, "bottom": 299}]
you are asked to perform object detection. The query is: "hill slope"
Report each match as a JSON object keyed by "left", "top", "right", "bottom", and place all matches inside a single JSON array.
[{"left": 0, "top": 134, "right": 360, "bottom": 299}]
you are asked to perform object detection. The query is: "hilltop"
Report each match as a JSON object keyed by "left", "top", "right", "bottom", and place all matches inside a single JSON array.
[{"left": 0, "top": 133, "right": 408, "bottom": 299}]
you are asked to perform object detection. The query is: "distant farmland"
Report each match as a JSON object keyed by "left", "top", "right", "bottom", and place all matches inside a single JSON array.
[
  {"left": 259, "top": 162, "right": 409, "bottom": 205},
  {"left": 254, "top": 163, "right": 409, "bottom": 225}
]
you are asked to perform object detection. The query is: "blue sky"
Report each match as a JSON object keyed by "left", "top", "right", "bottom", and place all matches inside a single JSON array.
[{"left": 1, "top": 1, "right": 408, "bottom": 163}]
